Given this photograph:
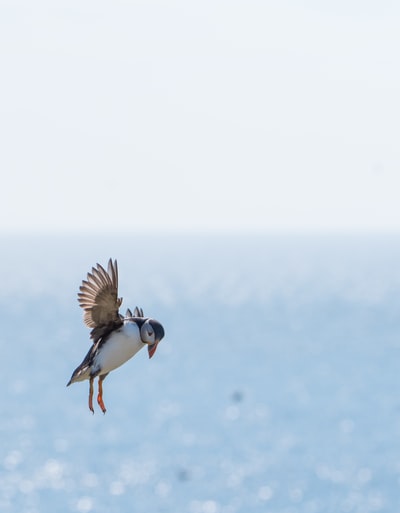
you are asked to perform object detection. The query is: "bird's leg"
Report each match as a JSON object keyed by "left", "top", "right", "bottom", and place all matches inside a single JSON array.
[
  {"left": 97, "top": 375, "right": 107, "bottom": 414},
  {"left": 88, "top": 377, "right": 94, "bottom": 414}
]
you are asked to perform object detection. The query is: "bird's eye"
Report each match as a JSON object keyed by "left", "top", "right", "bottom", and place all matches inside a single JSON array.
[{"left": 147, "top": 329, "right": 154, "bottom": 337}]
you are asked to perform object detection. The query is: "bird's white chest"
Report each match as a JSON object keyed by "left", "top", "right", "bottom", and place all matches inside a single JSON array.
[{"left": 94, "top": 322, "right": 144, "bottom": 374}]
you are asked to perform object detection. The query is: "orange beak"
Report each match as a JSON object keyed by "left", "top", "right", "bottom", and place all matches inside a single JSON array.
[{"left": 148, "top": 342, "right": 159, "bottom": 359}]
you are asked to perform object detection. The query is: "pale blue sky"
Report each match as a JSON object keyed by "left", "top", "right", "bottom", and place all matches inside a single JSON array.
[{"left": 1, "top": 1, "right": 400, "bottom": 233}]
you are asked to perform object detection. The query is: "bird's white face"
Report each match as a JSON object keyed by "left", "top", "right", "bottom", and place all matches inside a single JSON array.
[{"left": 140, "top": 319, "right": 157, "bottom": 344}]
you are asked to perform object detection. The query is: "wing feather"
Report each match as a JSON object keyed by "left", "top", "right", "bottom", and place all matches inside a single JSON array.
[{"left": 78, "top": 259, "right": 123, "bottom": 334}]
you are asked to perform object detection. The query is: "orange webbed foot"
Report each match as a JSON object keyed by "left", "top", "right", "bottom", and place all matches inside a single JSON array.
[
  {"left": 97, "top": 377, "right": 107, "bottom": 414},
  {"left": 88, "top": 377, "right": 94, "bottom": 414}
]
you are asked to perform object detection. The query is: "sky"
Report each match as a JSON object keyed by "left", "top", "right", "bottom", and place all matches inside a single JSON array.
[{"left": 1, "top": 0, "right": 400, "bottom": 234}]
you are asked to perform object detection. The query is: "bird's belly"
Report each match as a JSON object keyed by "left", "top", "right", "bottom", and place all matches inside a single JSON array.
[{"left": 94, "top": 331, "right": 145, "bottom": 375}]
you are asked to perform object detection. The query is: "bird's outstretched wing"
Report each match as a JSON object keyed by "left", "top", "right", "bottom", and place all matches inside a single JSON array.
[{"left": 78, "top": 259, "right": 123, "bottom": 341}]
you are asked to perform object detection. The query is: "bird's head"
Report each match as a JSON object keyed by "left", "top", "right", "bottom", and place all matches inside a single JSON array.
[{"left": 139, "top": 318, "right": 165, "bottom": 358}]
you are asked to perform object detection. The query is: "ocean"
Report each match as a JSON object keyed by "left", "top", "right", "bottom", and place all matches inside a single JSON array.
[{"left": 0, "top": 234, "right": 399, "bottom": 512}]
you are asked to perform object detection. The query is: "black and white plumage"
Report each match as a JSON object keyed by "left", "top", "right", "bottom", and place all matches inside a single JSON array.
[{"left": 67, "top": 259, "right": 165, "bottom": 413}]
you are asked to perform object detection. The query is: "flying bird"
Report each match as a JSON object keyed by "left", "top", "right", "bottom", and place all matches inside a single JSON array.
[{"left": 67, "top": 259, "right": 165, "bottom": 413}]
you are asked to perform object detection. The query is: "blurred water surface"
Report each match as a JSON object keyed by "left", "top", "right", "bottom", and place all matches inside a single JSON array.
[{"left": 0, "top": 234, "right": 400, "bottom": 512}]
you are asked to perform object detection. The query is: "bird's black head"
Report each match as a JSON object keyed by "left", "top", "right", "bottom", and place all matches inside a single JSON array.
[{"left": 138, "top": 318, "right": 165, "bottom": 359}]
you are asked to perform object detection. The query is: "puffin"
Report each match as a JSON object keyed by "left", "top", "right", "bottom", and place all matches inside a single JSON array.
[{"left": 67, "top": 258, "right": 165, "bottom": 413}]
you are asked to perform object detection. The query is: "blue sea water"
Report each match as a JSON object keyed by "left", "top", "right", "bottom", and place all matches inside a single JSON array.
[{"left": 1, "top": 234, "right": 400, "bottom": 513}]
